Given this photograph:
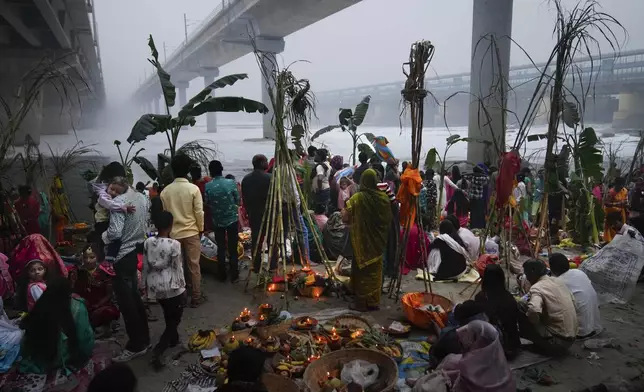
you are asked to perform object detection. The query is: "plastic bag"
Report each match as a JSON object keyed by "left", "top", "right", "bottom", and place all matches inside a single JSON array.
[
  {"left": 484, "top": 237, "right": 499, "bottom": 255},
  {"left": 341, "top": 359, "right": 379, "bottom": 388},
  {"left": 200, "top": 235, "right": 217, "bottom": 259}
]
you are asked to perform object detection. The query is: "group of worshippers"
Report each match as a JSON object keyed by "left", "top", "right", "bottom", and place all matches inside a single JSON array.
[{"left": 411, "top": 253, "right": 602, "bottom": 391}]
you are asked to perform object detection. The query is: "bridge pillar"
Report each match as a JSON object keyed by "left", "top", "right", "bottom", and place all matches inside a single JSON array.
[
  {"left": 613, "top": 92, "right": 644, "bottom": 129},
  {"left": 153, "top": 96, "right": 159, "bottom": 114},
  {"left": 176, "top": 82, "right": 189, "bottom": 107},
  {"left": 260, "top": 52, "right": 278, "bottom": 139},
  {"left": 202, "top": 69, "right": 220, "bottom": 133},
  {"left": 467, "top": 0, "right": 513, "bottom": 165}
]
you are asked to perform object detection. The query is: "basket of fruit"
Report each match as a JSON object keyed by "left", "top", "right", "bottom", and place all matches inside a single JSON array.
[
  {"left": 303, "top": 349, "right": 398, "bottom": 392},
  {"left": 401, "top": 292, "right": 452, "bottom": 329}
]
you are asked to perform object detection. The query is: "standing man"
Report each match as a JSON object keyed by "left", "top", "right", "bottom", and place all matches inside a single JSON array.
[
  {"left": 241, "top": 154, "right": 271, "bottom": 273},
  {"left": 205, "top": 160, "right": 240, "bottom": 283},
  {"left": 102, "top": 177, "right": 150, "bottom": 362},
  {"left": 467, "top": 165, "right": 489, "bottom": 229},
  {"left": 160, "top": 155, "right": 205, "bottom": 308},
  {"left": 311, "top": 149, "right": 330, "bottom": 211}
]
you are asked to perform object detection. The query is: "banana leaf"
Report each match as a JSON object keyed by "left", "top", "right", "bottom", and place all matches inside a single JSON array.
[
  {"left": 446, "top": 134, "right": 461, "bottom": 144},
  {"left": 363, "top": 132, "right": 376, "bottom": 143},
  {"left": 147, "top": 35, "right": 176, "bottom": 107},
  {"left": 127, "top": 114, "right": 172, "bottom": 143},
  {"left": 185, "top": 96, "right": 269, "bottom": 117},
  {"left": 357, "top": 143, "right": 374, "bottom": 156},
  {"left": 179, "top": 74, "right": 250, "bottom": 116},
  {"left": 576, "top": 127, "right": 603, "bottom": 182},
  {"left": 424, "top": 148, "right": 438, "bottom": 171},
  {"left": 338, "top": 108, "right": 352, "bottom": 126},
  {"left": 132, "top": 156, "right": 160, "bottom": 181},
  {"left": 352, "top": 95, "right": 371, "bottom": 126},
  {"left": 311, "top": 125, "right": 339, "bottom": 141}
]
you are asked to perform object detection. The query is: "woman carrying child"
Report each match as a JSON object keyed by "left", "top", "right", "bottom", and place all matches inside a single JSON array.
[
  {"left": 142, "top": 211, "right": 186, "bottom": 370},
  {"left": 74, "top": 246, "right": 120, "bottom": 336}
]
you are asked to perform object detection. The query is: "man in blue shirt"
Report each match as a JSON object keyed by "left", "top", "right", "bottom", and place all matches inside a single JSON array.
[{"left": 205, "top": 160, "right": 240, "bottom": 282}]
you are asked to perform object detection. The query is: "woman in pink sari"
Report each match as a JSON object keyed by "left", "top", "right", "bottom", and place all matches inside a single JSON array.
[
  {"left": 401, "top": 223, "right": 430, "bottom": 275},
  {"left": 9, "top": 234, "right": 67, "bottom": 279},
  {"left": 438, "top": 320, "right": 515, "bottom": 391}
]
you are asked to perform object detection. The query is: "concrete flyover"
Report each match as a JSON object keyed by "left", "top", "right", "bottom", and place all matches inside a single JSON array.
[
  {"left": 0, "top": 0, "right": 105, "bottom": 145},
  {"left": 316, "top": 48, "right": 644, "bottom": 134},
  {"left": 132, "top": 0, "right": 362, "bottom": 139}
]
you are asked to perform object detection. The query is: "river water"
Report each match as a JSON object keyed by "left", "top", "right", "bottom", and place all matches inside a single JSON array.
[{"left": 38, "top": 122, "right": 640, "bottom": 182}]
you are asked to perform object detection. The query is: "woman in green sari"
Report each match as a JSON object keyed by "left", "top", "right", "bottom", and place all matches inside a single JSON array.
[
  {"left": 343, "top": 169, "right": 393, "bottom": 311},
  {"left": 20, "top": 278, "right": 95, "bottom": 374}
]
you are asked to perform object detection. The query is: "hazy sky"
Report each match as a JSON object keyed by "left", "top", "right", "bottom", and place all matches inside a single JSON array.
[{"left": 95, "top": 0, "right": 644, "bottom": 106}]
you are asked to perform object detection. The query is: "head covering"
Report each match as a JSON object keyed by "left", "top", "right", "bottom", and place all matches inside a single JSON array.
[
  {"left": 330, "top": 155, "right": 344, "bottom": 171},
  {"left": 438, "top": 320, "right": 515, "bottom": 392},
  {"left": 10, "top": 234, "right": 67, "bottom": 279},
  {"left": 348, "top": 169, "right": 393, "bottom": 269},
  {"left": 397, "top": 168, "right": 422, "bottom": 228}
]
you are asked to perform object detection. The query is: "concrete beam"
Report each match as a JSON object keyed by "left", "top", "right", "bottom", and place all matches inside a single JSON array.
[
  {"left": 0, "top": 1, "right": 42, "bottom": 47},
  {"left": 33, "top": 0, "right": 71, "bottom": 49},
  {"left": 222, "top": 36, "right": 285, "bottom": 53}
]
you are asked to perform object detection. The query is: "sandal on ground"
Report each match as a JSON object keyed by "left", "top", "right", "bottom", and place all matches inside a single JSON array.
[{"left": 113, "top": 347, "right": 148, "bottom": 363}]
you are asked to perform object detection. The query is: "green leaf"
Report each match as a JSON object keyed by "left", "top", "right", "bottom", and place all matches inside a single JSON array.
[
  {"left": 148, "top": 35, "right": 176, "bottom": 107},
  {"left": 171, "top": 116, "right": 197, "bottom": 128},
  {"left": 352, "top": 95, "right": 371, "bottom": 126},
  {"left": 311, "top": 125, "right": 339, "bottom": 141},
  {"left": 180, "top": 74, "right": 249, "bottom": 116},
  {"left": 132, "top": 156, "right": 160, "bottom": 181},
  {"left": 363, "top": 132, "right": 376, "bottom": 143},
  {"left": 577, "top": 127, "right": 603, "bottom": 182},
  {"left": 562, "top": 101, "right": 580, "bottom": 128},
  {"left": 527, "top": 133, "right": 549, "bottom": 142},
  {"left": 185, "top": 97, "right": 269, "bottom": 117},
  {"left": 339, "top": 108, "right": 353, "bottom": 126},
  {"left": 446, "top": 134, "right": 461, "bottom": 144},
  {"left": 459, "top": 137, "right": 492, "bottom": 145},
  {"left": 127, "top": 114, "right": 172, "bottom": 143},
  {"left": 424, "top": 148, "right": 438, "bottom": 170},
  {"left": 357, "top": 143, "right": 374, "bottom": 156}
]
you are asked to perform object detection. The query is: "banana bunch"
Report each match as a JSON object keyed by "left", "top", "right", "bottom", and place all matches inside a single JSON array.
[
  {"left": 188, "top": 329, "right": 216, "bottom": 352},
  {"left": 275, "top": 360, "right": 305, "bottom": 378}
]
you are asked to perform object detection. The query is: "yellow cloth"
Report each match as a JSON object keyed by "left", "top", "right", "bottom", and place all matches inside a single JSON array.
[
  {"left": 351, "top": 257, "right": 382, "bottom": 308},
  {"left": 160, "top": 178, "right": 204, "bottom": 239},
  {"left": 397, "top": 168, "right": 422, "bottom": 228},
  {"left": 603, "top": 187, "right": 628, "bottom": 242}
]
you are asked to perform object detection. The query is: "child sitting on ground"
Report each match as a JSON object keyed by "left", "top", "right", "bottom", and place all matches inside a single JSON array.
[
  {"left": 142, "top": 211, "right": 186, "bottom": 370},
  {"left": 74, "top": 246, "right": 120, "bottom": 337}
]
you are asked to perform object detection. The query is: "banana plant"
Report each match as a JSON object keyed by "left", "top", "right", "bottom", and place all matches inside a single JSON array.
[
  {"left": 113, "top": 139, "right": 145, "bottom": 184},
  {"left": 310, "top": 95, "right": 375, "bottom": 165},
  {"left": 127, "top": 35, "right": 269, "bottom": 183}
]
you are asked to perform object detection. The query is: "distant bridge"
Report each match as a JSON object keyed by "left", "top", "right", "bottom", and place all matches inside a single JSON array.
[{"left": 316, "top": 49, "right": 644, "bottom": 129}]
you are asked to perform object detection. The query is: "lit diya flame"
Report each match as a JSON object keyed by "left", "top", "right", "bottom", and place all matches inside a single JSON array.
[
  {"left": 259, "top": 314, "right": 266, "bottom": 321},
  {"left": 230, "top": 335, "right": 236, "bottom": 342},
  {"left": 327, "top": 372, "right": 331, "bottom": 380}
]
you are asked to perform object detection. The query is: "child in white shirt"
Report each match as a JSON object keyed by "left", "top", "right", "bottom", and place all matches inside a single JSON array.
[{"left": 142, "top": 211, "right": 185, "bottom": 370}]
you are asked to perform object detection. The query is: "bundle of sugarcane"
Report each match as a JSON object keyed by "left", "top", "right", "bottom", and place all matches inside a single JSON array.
[
  {"left": 245, "top": 48, "right": 340, "bottom": 308},
  {"left": 389, "top": 40, "right": 435, "bottom": 299}
]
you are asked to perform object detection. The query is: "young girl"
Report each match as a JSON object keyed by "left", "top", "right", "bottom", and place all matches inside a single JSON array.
[
  {"left": 74, "top": 246, "right": 120, "bottom": 337},
  {"left": 337, "top": 177, "right": 354, "bottom": 210},
  {"left": 446, "top": 189, "right": 470, "bottom": 228},
  {"left": 20, "top": 260, "right": 47, "bottom": 311},
  {"left": 142, "top": 211, "right": 185, "bottom": 370}
]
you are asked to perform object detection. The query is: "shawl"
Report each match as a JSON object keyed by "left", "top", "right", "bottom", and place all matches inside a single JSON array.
[
  {"left": 428, "top": 234, "right": 471, "bottom": 274},
  {"left": 397, "top": 168, "right": 422, "bottom": 228},
  {"left": 347, "top": 169, "right": 392, "bottom": 269}
]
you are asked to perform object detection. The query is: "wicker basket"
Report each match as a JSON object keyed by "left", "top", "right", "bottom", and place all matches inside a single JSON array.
[
  {"left": 262, "top": 373, "right": 299, "bottom": 392},
  {"left": 323, "top": 314, "right": 372, "bottom": 337},
  {"left": 256, "top": 319, "right": 291, "bottom": 340},
  {"left": 303, "top": 349, "right": 398, "bottom": 392},
  {"left": 217, "top": 327, "right": 253, "bottom": 345},
  {"left": 297, "top": 285, "right": 326, "bottom": 298},
  {"left": 401, "top": 292, "right": 453, "bottom": 329}
]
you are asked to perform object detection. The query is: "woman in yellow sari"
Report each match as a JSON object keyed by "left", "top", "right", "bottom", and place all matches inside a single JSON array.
[
  {"left": 343, "top": 169, "right": 392, "bottom": 311},
  {"left": 604, "top": 176, "right": 628, "bottom": 242}
]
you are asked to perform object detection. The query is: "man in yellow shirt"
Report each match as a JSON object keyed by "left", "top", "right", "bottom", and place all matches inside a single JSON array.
[{"left": 160, "top": 155, "right": 205, "bottom": 307}]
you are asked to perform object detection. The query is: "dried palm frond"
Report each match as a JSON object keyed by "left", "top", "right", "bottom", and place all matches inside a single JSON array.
[
  {"left": 47, "top": 141, "right": 98, "bottom": 177},
  {"left": 174, "top": 139, "right": 219, "bottom": 169},
  {"left": 16, "top": 135, "right": 46, "bottom": 187}
]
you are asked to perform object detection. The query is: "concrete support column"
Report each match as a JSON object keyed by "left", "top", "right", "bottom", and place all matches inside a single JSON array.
[
  {"left": 467, "top": 0, "right": 513, "bottom": 164},
  {"left": 613, "top": 92, "right": 644, "bottom": 129},
  {"left": 202, "top": 69, "right": 219, "bottom": 133},
  {"left": 153, "top": 96, "right": 160, "bottom": 113},
  {"left": 260, "top": 52, "right": 278, "bottom": 139},
  {"left": 176, "top": 81, "right": 189, "bottom": 107}
]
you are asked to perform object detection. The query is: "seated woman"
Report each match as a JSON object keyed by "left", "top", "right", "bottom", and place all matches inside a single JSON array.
[
  {"left": 74, "top": 247, "right": 120, "bottom": 336},
  {"left": 474, "top": 264, "right": 521, "bottom": 359},
  {"left": 218, "top": 346, "right": 267, "bottom": 392},
  {"left": 427, "top": 220, "right": 469, "bottom": 280},
  {"left": 401, "top": 223, "right": 430, "bottom": 275},
  {"left": 420, "top": 320, "right": 515, "bottom": 392},
  {"left": 20, "top": 278, "right": 95, "bottom": 374},
  {"left": 445, "top": 214, "right": 480, "bottom": 260}
]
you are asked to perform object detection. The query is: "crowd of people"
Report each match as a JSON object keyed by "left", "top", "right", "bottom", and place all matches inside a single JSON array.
[{"left": 1, "top": 141, "right": 643, "bottom": 391}]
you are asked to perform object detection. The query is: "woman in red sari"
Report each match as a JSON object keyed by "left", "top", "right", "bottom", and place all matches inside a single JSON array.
[
  {"left": 13, "top": 186, "right": 40, "bottom": 235},
  {"left": 401, "top": 223, "right": 430, "bottom": 275},
  {"left": 10, "top": 233, "right": 67, "bottom": 279},
  {"left": 74, "top": 247, "right": 119, "bottom": 333}
]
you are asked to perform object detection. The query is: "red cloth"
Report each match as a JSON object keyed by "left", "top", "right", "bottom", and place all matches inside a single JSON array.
[
  {"left": 0, "top": 253, "right": 13, "bottom": 299},
  {"left": 495, "top": 151, "right": 522, "bottom": 208},
  {"left": 401, "top": 224, "right": 430, "bottom": 275},
  {"left": 194, "top": 177, "right": 213, "bottom": 231},
  {"left": 74, "top": 264, "right": 120, "bottom": 327},
  {"left": 9, "top": 234, "right": 67, "bottom": 279},
  {"left": 13, "top": 196, "right": 40, "bottom": 235}
]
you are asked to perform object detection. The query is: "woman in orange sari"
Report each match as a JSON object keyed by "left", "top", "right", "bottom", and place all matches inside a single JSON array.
[{"left": 604, "top": 176, "right": 628, "bottom": 242}]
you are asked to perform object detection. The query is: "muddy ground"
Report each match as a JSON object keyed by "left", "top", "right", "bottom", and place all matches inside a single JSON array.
[{"left": 119, "top": 266, "right": 644, "bottom": 392}]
